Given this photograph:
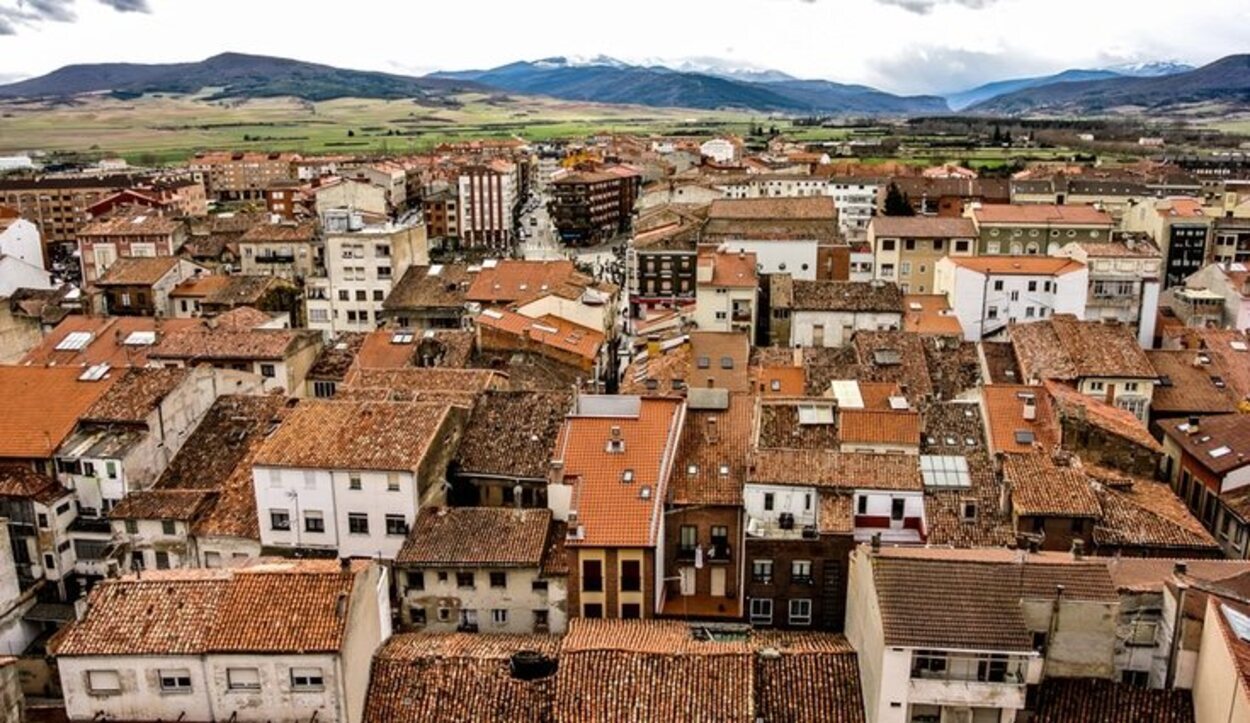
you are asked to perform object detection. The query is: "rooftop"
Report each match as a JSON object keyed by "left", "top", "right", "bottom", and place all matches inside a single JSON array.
[
  {"left": 1159, "top": 414, "right": 1250, "bottom": 476},
  {"left": 971, "top": 203, "right": 1114, "bottom": 226},
  {"left": 21, "top": 315, "right": 204, "bottom": 369},
  {"left": 238, "top": 219, "right": 318, "bottom": 244},
  {"left": 108, "top": 489, "right": 217, "bottom": 522},
  {"left": 981, "top": 384, "right": 1061, "bottom": 455},
  {"left": 838, "top": 409, "right": 921, "bottom": 447},
  {"left": 1147, "top": 349, "right": 1240, "bottom": 415},
  {"left": 79, "top": 211, "right": 181, "bottom": 237},
  {"left": 81, "top": 367, "right": 189, "bottom": 425},
  {"left": 454, "top": 390, "right": 572, "bottom": 480},
  {"left": 383, "top": 264, "right": 474, "bottom": 311},
  {"left": 1031, "top": 679, "right": 1194, "bottom": 723},
  {"left": 748, "top": 450, "right": 923, "bottom": 492},
  {"left": 0, "top": 366, "right": 118, "bottom": 461},
  {"left": 903, "top": 294, "right": 963, "bottom": 335},
  {"left": 253, "top": 400, "right": 450, "bottom": 473},
  {"left": 1003, "top": 453, "right": 1102, "bottom": 518},
  {"left": 466, "top": 260, "right": 581, "bottom": 305},
  {"left": 946, "top": 256, "right": 1085, "bottom": 276},
  {"left": 670, "top": 394, "right": 754, "bottom": 506},
  {"left": 708, "top": 196, "right": 837, "bottom": 220},
  {"left": 477, "top": 309, "right": 604, "bottom": 363},
  {"left": 94, "top": 256, "right": 183, "bottom": 286},
  {"left": 788, "top": 279, "right": 905, "bottom": 313},
  {"left": 698, "top": 250, "right": 758, "bottom": 289},
  {"left": 1010, "top": 315, "right": 1156, "bottom": 381},
  {"left": 870, "top": 216, "right": 976, "bottom": 238},
  {"left": 397, "top": 507, "right": 553, "bottom": 568},
  {"left": 688, "top": 331, "right": 751, "bottom": 393},
  {"left": 1044, "top": 380, "right": 1161, "bottom": 453}
]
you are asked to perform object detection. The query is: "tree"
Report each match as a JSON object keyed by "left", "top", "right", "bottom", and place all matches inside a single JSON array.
[{"left": 884, "top": 182, "right": 915, "bottom": 217}]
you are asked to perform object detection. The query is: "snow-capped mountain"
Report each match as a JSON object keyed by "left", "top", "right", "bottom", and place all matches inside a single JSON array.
[{"left": 1104, "top": 60, "right": 1195, "bottom": 77}]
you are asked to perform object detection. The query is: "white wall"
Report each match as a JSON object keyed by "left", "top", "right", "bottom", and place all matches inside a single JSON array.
[
  {"left": 399, "top": 566, "right": 568, "bottom": 634},
  {"left": 0, "top": 255, "right": 52, "bottom": 297},
  {"left": 791, "top": 310, "right": 902, "bottom": 348},
  {"left": 0, "top": 218, "right": 44, "bottom": 269},
  {"left": 713, "top": 239, "right": 818, "bottom": 280},
  {"left": 935, "top": 260, "right": 1088, "bottom": 341},
  {"left": 744, "top": 484, "right": 816, "bottom": 529}
]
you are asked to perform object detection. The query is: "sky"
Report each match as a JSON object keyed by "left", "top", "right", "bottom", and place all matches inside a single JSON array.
[{"left": 0, "top": 0, "right": 1247, "bottom": 95}]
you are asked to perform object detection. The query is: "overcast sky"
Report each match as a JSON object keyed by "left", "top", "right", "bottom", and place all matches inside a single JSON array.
[{"left": 0, "top": 0, "right": 1247, "bottom": 95}]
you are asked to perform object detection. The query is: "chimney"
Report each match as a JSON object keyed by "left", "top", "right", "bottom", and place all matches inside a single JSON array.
[
  {"left": 1071, "top": 540, "right": 1084, "bottom": 560},
  {"left": 1022, "top": 396, "right": 1037, "bottom": 421},
  {"left": 73, "top": 593, "right": 90, "bottom": 622},
  {"left": 1174, "top": 561, "right": 1188, "bottom": 578},
  {"left": 339, "top": 557, "right": 351, "bottom": 573},
  {"left": 870, "top": 532, "right": 882, "bottom": 553},
  {"left": 1188, "top": 416, "right": 1201, "bottom": 434}
]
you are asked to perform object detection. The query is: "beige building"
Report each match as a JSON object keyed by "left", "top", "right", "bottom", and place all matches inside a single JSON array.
[
  {"left": 869, "top": 216, "right": 977, "bottom": 294},
  {"left": 1194, "top": 596, "right": 1250, "bottom": 723},
  {"left": 694, "top": 250, "right": 757, "bottom": 334},
  {"left": 189, "top": 151, "right": 299, "bottom": 202},
  {"left": 237, "top": 219, "right": 321, "bottom": 280}
]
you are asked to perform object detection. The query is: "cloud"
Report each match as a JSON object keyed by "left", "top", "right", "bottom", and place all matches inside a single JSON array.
[
  {"left": 868, "top": 45, "right": 1055, "bottom": 95},
  {"left": 876, "top": 0, "right": 998, "bottom": 14},
  {"left": 0, "top": 0, "right": 149, "bottom": 34}
]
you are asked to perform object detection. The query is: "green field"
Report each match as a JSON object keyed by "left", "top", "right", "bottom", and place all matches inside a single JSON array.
[{"left": 0, "top": 92, "right": 757, "bottom": 163}]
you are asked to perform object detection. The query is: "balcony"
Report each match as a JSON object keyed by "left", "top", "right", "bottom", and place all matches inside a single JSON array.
[
  {"left": 908, "top": 652, "right": 1030, "bottom": 709},
  {"left": 853, "top": 515, "right": 926, "bottom": 544},
  {"left": 255, "top": 253, "right": 296, "bottom": 264}
]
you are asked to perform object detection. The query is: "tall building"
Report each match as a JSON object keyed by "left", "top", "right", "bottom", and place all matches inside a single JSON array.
[
  {"left": 550, "top": 166, "right": 642, "bottom": 245},
  {"left": 457, "top": 161, "right": 517, "bottom": 250}
]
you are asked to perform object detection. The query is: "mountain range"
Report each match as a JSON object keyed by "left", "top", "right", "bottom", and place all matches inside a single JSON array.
[{"left": 0, "top": 51, "right": 1243, "bottom": 117}]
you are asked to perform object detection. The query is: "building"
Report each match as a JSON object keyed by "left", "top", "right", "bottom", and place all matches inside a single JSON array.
[
  {"left": 188, "top": 151, "right": 298, "bottom": 201},
  {"left": 967, "top": 203, "right": 1115, "bottom": 255},
  {"left": 421, "top": 189, "right": 459, "bottom": 241},
  {"left": 394, "top": 507, "right": 568, "bottom": 633},
  {"left": 449, "top": 390, "right": 572, "bottom": 507},
  {"left": 934, "top": 256, "right": 1088, "bottom": 341},
  {"left": 51, "top": 559, "right": 389, "bottom": 723},
  {"left": 702, "top": 197, "right": 839, "bottom": 280},
  {"left": 77, "top": 210, "right": 186, "bottom": 287},
  {"left": 1174, "top": 262, "right": 1250, "bottom": 331},
  {"left": 771, "top": 276, "right": 904, "bottom": 348},
  {"left": 549, "top": 167, "right": 642, "bottom": 246},
  {"left": 381, "top": 263, "right": 474, "bottom": 330},
  {"left": 237, "top": 219, "right": 321, "bottom": 280},
  {"left": 627, "top": 204, "right": 704, "bottom": 318},
  {"left": 550, "top": 395, "right": 685, "bottom": 620},
  {"left": 475, "top": 308, "right": 605, "bottom": 377},
  {"left": 1124, "top": 198, "right": 1214, "bottom": 289},
  {"left": 699, "top": 138, "right": 738, "bottom": 165},
  {"left": 1009, "top": 315, "right": 1157, "bottom": 421},
  {"left": 1057, "top": 237, "right": 1162, "bottom": 347},
  {"left": 891, "top": 177, "right": 1010, "bottom": 218},
  {"left": 306, "top": 212, "right": 428, "bottom": 334},
  {"left": 1194, "top": 596, "right": 1250, "bottom": 723},
  {"left": 251, "top": 399, "right": 465, "bottom": 559},
  {"left": 0, "top": 172, "right": 150, "bottom": 249},
  {"left": 1159, "top": 414, "right": 1250, "bottom": 560},
  {"left": 869, "top": 216, "right": 977, "bottom": 294},
  {"left": 846, "top": 546, "right": 1119, "bottom": 723},
  {"left": 694, "top": 250, "right": 758, "bottom": 334},
  {"left": 457, "top": 161, "right": 518, "bottom": 250},
  {"left": 0, "top": 209, "right": 47, "bottom": 273},
  {"left": 1212, "top": 216, "right": 1250, "bottom": 265},
  {"left": 94, "top": 257, "right": 209, "bottom": 317}
]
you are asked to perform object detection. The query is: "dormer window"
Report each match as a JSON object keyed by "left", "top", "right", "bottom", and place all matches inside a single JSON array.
[
  {"left": 687, "top": 464, "right": 699, "bottom": 476},
  {"left": 621, "top": 469, "right": 634, "bottom": 483},
  {"left": 719, "top": 464, "right": 730, "bottom": 477}
]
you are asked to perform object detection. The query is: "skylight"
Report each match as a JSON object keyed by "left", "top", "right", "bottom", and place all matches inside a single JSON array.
[
  {"left": 1210, "top": 446, "right": 1232, "bottom": 458},
  {"left": 798, "top": 404, "right": 834, "bottom": 425},
  {"left": 122, "top": 331, "right": 156, "bottom": 346},
  {"left": 56, "top": 331, "right": 93, "bottom": 351},
  {"left": 921, "top": 455, "right": 971, "bottom": 489},
  {"left": 1015, "top": 430, "right": 1036, "bottom": 446}
]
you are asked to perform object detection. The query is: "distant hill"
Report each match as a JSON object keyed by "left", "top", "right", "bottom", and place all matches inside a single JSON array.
[
  {"left": 946, "top": 69, "right": 1122, "bottom": 111},
  {"left": 0, "top": 52, "right": 482, "bottom": 102},
  {"left": 970, "top": 55, "right": 1250, "bottom": 115},
  {"left": 432, "top": 57, "right": 948, "bottom": 114}
]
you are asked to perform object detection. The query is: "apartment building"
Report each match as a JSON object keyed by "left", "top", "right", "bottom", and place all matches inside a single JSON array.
[
  {"left": 1124, "top": 198, "right": 1214, "bottom": 289},
  {"left": 94, "top": 257, "right": 208, "bottom": 317},
  {"left": 77, "top": 209, "right": 187, "bottom": 287},
  {"left": 188, "top": 151, "right": 299, "bottom": 201},
  {"left": 869, "top": 216, "right": 977, "bottom": 294},
  {"left": 1056, "top": 237, "right": 1162, "bottom": 347},
  {"left": 1159, "top": 415, "right": 1250, "bottom": 560},
  {"left": 457, "top": 161, "right": 518, "bottom": 250},
  {"left": 968, "top": 203, "right": 1115, "bottom": 255},
  {"left": 549, "top": 166, "right": 642, "bottom": 245},
  {"left": 934, "top": 257, "right": 1088, "bottom": 341},
  {"left": 702, "top": 197, "right": 839, "bottom": 280},
  {"left": 237, "top": 219, "right": 321, "bottom": 280},
  {"left": 0, "top": 172, "right": 149, "bottom": 248},
  {"left": 771, "top": 276, "right": 904, "bottom": 348},
  {"left": 694, "top": 250, "right": 758, "bottom": 334}
]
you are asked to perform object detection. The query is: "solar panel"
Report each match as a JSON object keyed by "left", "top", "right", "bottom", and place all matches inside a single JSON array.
[{"left": 55, "top": 331, "right": 93, "bottom": 351}]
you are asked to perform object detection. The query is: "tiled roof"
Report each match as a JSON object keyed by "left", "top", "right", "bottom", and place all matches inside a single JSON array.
[
  {"left": 699, "top": 250, "right": 758, "bottom": 288},
  {"left": 79, "top": 211, "right": 181, "bottom": 237},
  {"left": 903, "top": 294, "right": 963, "bottom": 335},
  {"left": 109, "top": 489, "right": 216, "bottom": 521},
  {"left": 757, "top": 399, "right": 840, "bottom": 450},
  {"left": 466, "top": 260, "right": 579, "bottom": 305},
  {"left": 1147, "top": 349, "right": 1239, "bottom": 415},
  {"left": 555, "top": 397, "right": 684, "bottom": 547},
  {"left": 170, "top": 273, "right": 231, "bottom": 298},
  {"left": 923, "top": 337, "right": 984, "bottom": 401},
  {"left": 753, "top": 634, "right": 865, "bottom": 723},
  {"left": 397, "top": 507, "right": 552, "bottom": 567},
  {"left": 81, "top": 368, "right": 189, "bottom": 424},
  {"left": 1104, "top": 557, "right": 1250, "bottom": 593},
  {"left": 307, "top": 332, "right": 368, "bottom": 381},
  {"left": 353, "top": 329, "right": 418, "bottom": 370},
  {"left": 383, "top": 264, "right": 474, "bottom": 310},
  {"left": 749, "top": 450, "right": 922, "bottom": 491},
  {"left": 688, "top": 332, "right": 751, "bottom": 393},
  {"left": 946, "top": 256, "right": 1085, "bottom": 276},
  {"left": 819, "top": 492, "right": 855, "bottom": 535},
  {"left": 789, "top": 279, "right": 904, "bottom": 313},
  {"left": 1160, "top": 414, "right": 1250, "bottom": 475},
  {"left": 838, "top": 409, "right": 920, "bottom": 447},
  {"left": 870, "top": 216, "right": 976, "bottom": 238},
  {"left": 1031, "top": 679, "right": 1194, "bottom": 723},
  {"left": 149, "top": 323, "right": 313, "bottom": 362},
  {"left": 0, "top": 466, "right": 70, "bottom": 504},
  {"left": 454, "top": 390, "right": 572, "bottom": 480},
  {"left": 671, "top": 394, "right": 754, "bottom": 506},
  {"left": 0, "top": 366, "right": 118, "bottom": 461},
  {"left": 364, "top": 633, "right": 559, "bottom": 723},
  {"left": 851, "top": 331, "right": 934, "bottom": 405},
  {"left": 708, "top": 196, "right": 836, "bottom": 220},
  {"left": 920, "top": 402, "right": 1017, "bottom": 548},
  {"left": 1091, "top": 474, "right": 1219, "bottom": 552},
  {"left": 1011, "top": 315, "right": 1156, "bottom": 381},
  {"left": 1004, "top": 453, "right": 1101, "bottom": 518},
  {"left": 870, "top": 549, "right": 1117, "bottom": 650},
  {"left": 341, "top": 368, "right": 501, "bottom": 407},
  {"left": 477, "top": 310, "right": 604, "bottom": 363},
  {"left": 981, "top": 384, "right": 1061, "bottom": 455},
  {"left": 21, "top": 316, "right": 204, "bottom": 369},
  {"left": 253, "top": 400, "right": 449, "bottom": 473},
  {"left": 94, "top": 256, "right": 181, "bottom": 286},
  {"left": 972, "top": 203, "right": 1113, "bottom": 226},
  {"left": 753, "top": 365, "right": 806, "bottom": 397},
  {"left": 238, "top": 219, "right": 318, "bottom": 244},
  {"left": 621, "top": 342, "right": 691, "bottom": 397},
  {"left": 1043, "top": 380, "right": 1161, "bottom": 453},
  {"left": 202, "top": 274, "right": 294, "bottom": 307}
]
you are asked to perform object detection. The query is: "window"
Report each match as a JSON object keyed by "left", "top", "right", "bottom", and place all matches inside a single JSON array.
[
  {"left": 1028, "top": 281, "right": 1037, "bottom": 292},
  {"left": 155, "top": 551, "right": 170, "bottom": 570},
  {"left": 490, "top": 571, "right": 507, "bottom": 589},
  {"left": 583, "top": 603, "right": 604, "bottom": 619},
  {"left": 159, "top": 670, "right": 193, "bottom": 693},
  {"left": 1122, "top": 669, "right": 1150, "bottom": 688},
  {"left": 534, "top": 609, "right": 550, "bottom": 628},
  {"left": 619, "top": 559, "right": 645, "bottom": 594},
  {"left": 621, "top": 603, "right": 641, "bottom": 619},
  {"left": 161, "top": 519, "right": 176, "bottom": 535},
  {"left": 411, "top": 607, "right": 427, "bottom": 626},
  {"left": 752, "top": 559, "right": 774, "bottom": 584},
  {"left": 437, "top": 607, "right": 451, "bottom": 622},
  {"left": 532, "top": 580, "right": 549, "bottom": 593},
  {"left": 338, "top": 289, "right": 350, "bottom": 301},
  {"left": 457, "top": 572, "right": 475, "bottom": 589},
  {"left": 124, "top": 519, "right": 138, "bottom": 535},
  {"left": 227, "top": 667, "right": 261, "bottom": 691},
  {"left": 270, "top": 509, "right": 291, "bottom": 531},
  {"left": 1128, "top": 620, "right": 1159, "bottom": 647},
  {"left": 348, "top": 513, "right": 369, "bottom": 535},
  {"left": 290, "top": 668, "right": 324, "bottom": 691},
  {"left": 87, "top": 670, "right": 121, "bottom": 695},
  {"left": 388, "top": 473, "right": 401, "bottom": 491},
  {"left": 348, "top": 473, "right": 362, "bottom": 490},
  {"left": 881, "top": 239, "right": 896, "bottom": 251},
  {"left": 749, "top": 598, "right": 773, "bottom": 625},
  {"left": 386, "top": 515, "right": 408, "bottom": 536},
  {"left": 680, "top": 525, "right": 697, "bottom": 556},
  {"left": 582, "top": 560, "right": 603, "bottom": 592},
  {"left": 373, "top": 289, "right": 385, "bottom": 301},
  {"left": 406, "top": 570, "right": 425, "bottom": 593},
  {"left": 1089, "top": 381, "right": 1105, "bottom": 392},
  {"left": 377, "top": 266, "right": 392, "bottom": 279},
  {"left": 900, "top": 261, "right": 911, "bottom": 276},
  {"left": 259, "top": 363, "right": 276, "bottom": 379},
  {"left": 904, "top": 239, "right": 916, "bottom": 251},
  {"left": 375, "top": 243, "right": 391, "bottom": 257},
  {"left": 106, "top": 461, "right": 117, "bottom": 479},
  {"left": 488, "top": 608, "right": 509, "bottom": 625},
  {"left": 304, "top": 510, "right": 325, "bottom": 533},
  {"left": 789, "top": 598, "right": 813, "bottom": 626},
  {"left": 763, "top": 493, "right": 775, "bottom": 511},
  {"left": 912, "top": 650, "right": 948, "bottom": 678},
  {"left": 355, "top": 290, "right": 367, "bottom": 302},
  {"left": 791, "top": 560, "right": 813, "bottom": 584},
  {"left": 993, "top": 280, "right": 1004, "bottom": 291}
]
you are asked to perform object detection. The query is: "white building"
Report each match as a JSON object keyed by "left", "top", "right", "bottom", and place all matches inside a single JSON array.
[
  {"left": 52, "top": 559, "right": 390, "bottom": 723},
  {"left": 394, "top": 507, "right": 568, "bottom": 634},
  {"left": 773, "top": 276, "right": 904, "bottom": 348},
  {"left": 1174, "top": 262, "right": 1250, "bottom": 332},
  {"left": 699, "top": 138, "right": 738, "bottom": 165},
  {"left": 251, "top": 399, "right": 463, "bottom": 560},
  {"left": 0, "top": 215, "right": 44, "bottom": 270},
  {"left": 1056, "top": 238, "right": 1161, "bottom": 348},
  {"left": 694, "top": 250, "right": 757, "bottom": 335},
  {"left": 712, "top": 176, "right": 879, "bottom": 242},
  {"left": 305, "top": 210, "right": 428, "bottom": 335},
  {"left": 934, "top": 256, "right": 1088, "bottom": 341}
]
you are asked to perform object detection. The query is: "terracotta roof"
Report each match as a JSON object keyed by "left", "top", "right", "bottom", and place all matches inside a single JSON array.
[
  {"left": 0, "top": 466, "right": 70, "bottom": 504},
  {"left": 903, "top": 294, "right": 963, "bottom": 335},
  {"left": 307, "top": 332, "right": 368, "bottom": 381},
  {"left": 757, "top": 399, "right": 840, "bottom": 450},
  {"left": 397, "top": 507, "right": 552, "bottom": 567},
  {"left": 920, "top": 401, "right": 1017, "bottom": 548},
  {"left": 238, "top": 219, "right": 318, "bottom": 244},
  {"left": 708, "top": 196, "right": 836, "bottom": 220},
  {"left": 467, "top": 260, "right": 579, "bottom": 305},
  {"left": 477, "top": 310, "right": 604, "bottom": 363},
  {"left": 838, "top": 409, "right": 920, "bottom": 447},
  {"left": 1074, "top": 240, "right": 1161, "bottom": 258},
  {"left": 79, "top": 211, "right": 181, "bottom": 237},
  {"left": 1003, "top": 453, "right": 1101, "bottom": 518},
  {"left": 753, "top": 365, "right": 806, "bottom": 397},
  {"left": 0, "top": 366, "right": 118, "bottom": 461},
  {"left": 946, "top": 256, "right": 1085, "bottom": 276},
  {"left": 972, "top": 203, "right": 1113, "bottom": 226},
  {"left": 1032, "top": 679, "right": 1194, "bottom": 723},
  {"left": 850, "top": 331, "right": 934, "bottom": 405},
  {"left": 788, "top": 279, "right": 904, "bottom": 313},
  {"left": 671, "top": 394, "right": 754, "bottom": 506},
  {"left": 621, "top": 342, "right": 692, "bottom": 398},
  {"left": 700, "top": 250, "right": 758, "bottom": 289},
  {"left": 254, "top": 400, "right": 449, "bottom": 473},
  {"left": 1091, "top": 474, "right": 1219, "bottom": 553},
  {"left": 1011, "top": 315, "right": 1156, "bottom": 381},
  {"left": 454, "top": 390, "right": 571, "bottom": 480},
  {"left": 353, "top": 329, "right": 418, "bottom": 370},
  {"left": 870, "top": 549, "right": 1117, "bottom": 651},
  {"left": 1043, "top": 380, "right": 1161, "bottom": 453},
  {"left": 341, "top": 367, "right": 502, "bottom": 407},
  {"left": 870, "top": 216, "right": 976, "bottom": 238},
  {"left": 1147, "top": 349, "right": 1239, "bottom": 415},
  {"left": 81, "top": 368, "right": 189, "bottom": 424},
  {"left": 1159, "top": 414, "right": 1250, "bottom": 476},
  {"left": 94, "top": 256, "right": 183, "bottom": 286},
  {"left": 819, "top": 492, "right": 855, "bottom": 535},
  {"left": 981, "top": 384, "right": 1061, "bottom": 455},
  {"left": 1103, "top": 557, "right": 1250, "bottom": 593},
  {"left": 170, "top": 274, "right": 231, "bottom": 298},
  {"left": 383, "top": 264, "right": 473, "bottom": 311},
  {"left": 748, "top": 450, "right": 922, "bottom": 491},
  {"left": 202, "top": 274, "right": 294, "bottom": 307},
  {"left": 364, "top": 633, "right": 559, "bottom": 723},
  {"left": 688, "top": 332, "right": 752, "bottom": 393},
  {"left": 555, "top": 397, "right": 684, "bottom": 547},
  {"left": 149, "top": 324, "right": 314, "bottom": 363},
  {"left": 109, "top": 489, "right": 216, "bottom": 521},
  {"left": 21, "top": 316, "right": 204, "bottom": 369}
]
